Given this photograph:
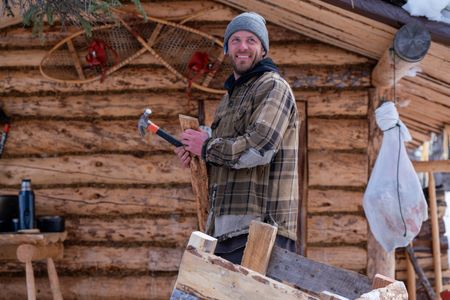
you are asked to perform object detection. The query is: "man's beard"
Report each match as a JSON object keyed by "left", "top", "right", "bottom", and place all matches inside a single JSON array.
[{"left": 231, "top": 55, "right": 262, "bottom": 76}]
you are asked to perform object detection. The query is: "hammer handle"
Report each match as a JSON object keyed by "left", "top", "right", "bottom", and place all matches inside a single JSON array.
[{"left": 155, "top": 128, "right": 183, "bottom": 147}]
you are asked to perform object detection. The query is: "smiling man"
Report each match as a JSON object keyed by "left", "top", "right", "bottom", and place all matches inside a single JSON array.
[{"left": 175, "top": 12, "right": 300, "bottom": 264}]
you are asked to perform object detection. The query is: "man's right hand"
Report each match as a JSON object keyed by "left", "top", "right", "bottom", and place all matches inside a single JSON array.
[{"left": 174, "top": 147, "right": 191, "bottom": 168}]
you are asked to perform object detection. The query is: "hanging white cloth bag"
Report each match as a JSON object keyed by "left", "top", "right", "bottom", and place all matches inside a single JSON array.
[{"left": 363, "top": 102, "right": 428, "bottom": 252}]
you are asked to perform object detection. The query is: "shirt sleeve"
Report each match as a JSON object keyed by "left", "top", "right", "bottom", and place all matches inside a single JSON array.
[{"left": 203, "top": 77, "right": 296, "bottom": 169}]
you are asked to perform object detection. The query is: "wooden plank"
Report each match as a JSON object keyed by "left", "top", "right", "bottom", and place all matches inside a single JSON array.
[
  {"left": 307, "top": 189, "right": 363, "bottom": 213},
  {"left": 307, "top": 246, "right": 367, "bottom": 271},
  {"left": 0, "top": 93, "right": 198, "bottom": 119},
  {"left": 413, "top": 160, "right": 450, "bottom": 173},
  {"left": 308, "top": 119, "right": 368, "bottom": 150},
  {"left": 65, "top": 216, "right": 197, "bottom": 244},
  {"left": 308, "top": 152, "right": 368, "bottom": 187},
  {"left": 241, "top": 221, "right": 277, "bottom": 275},
  {"left": 320, "top": 291, "right": 349, "bottom": 300},
  {"left": 0, "top": 275, "right": 176, "bottom": 300},
  {"left": 173, "top": 247, "right": 318, "bottom": 300},
  {"left": 0, "top": 154, "right": 191, "bottom": 185},
  {"left": 179, "top": 115, "right": 209, "bottom": 232},
  {"left": 307, "top": 215, "right": 367, "bottom": 244},
  {"left": 0, "top": 245, "right": 184, "bottom": 273},
  {"left": 267, "top": 246, "right": 372, "bottom": 299},
  {"left": 3, "top": 120, "right": 183, "bottom": 156},
  {"left": 0, "top": 43, "right": 370, "bottom": 68},
  {"left": 0, "top": 186, "right": 195, "bottom": 216},
  {"left": 297, "top": 90, "right": 368, "bottom": 117},
  {"left": 0, "top": 65, "right": 371, "bottom": 94}
]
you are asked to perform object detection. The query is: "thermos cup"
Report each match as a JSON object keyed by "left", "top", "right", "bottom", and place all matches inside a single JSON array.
[{"left": 18, "top": 179, "right": 35, "bottom": 230}]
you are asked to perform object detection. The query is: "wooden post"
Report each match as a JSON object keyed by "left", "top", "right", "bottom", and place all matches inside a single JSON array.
[
  {"left": 372, "top": 23, "right": 430, "bottom": 89},
  {"left": 406, "top": 245, "right": 436, "bottom": 300},
  {"left": 372, "top": 47, "right": 420, "bottom": 88},
  {"left": 428, "top": 172, "right": 443, "bottom": 296},
  {"left": 406, "top": 243, "right": 417, "bottom": 300},
  {"left": 241, "top": 221, "right": 277, "bottom": 275},
  {"left": 179, "top": 114, "right": 209, "bottom": 232},
  {"left": 367, "top": 89, "right": 395, "bottom": 279}
]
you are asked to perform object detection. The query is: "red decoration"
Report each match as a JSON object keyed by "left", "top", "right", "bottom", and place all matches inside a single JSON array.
[{"left": 85, "top": 39, "right": 119, "bottom": 82}]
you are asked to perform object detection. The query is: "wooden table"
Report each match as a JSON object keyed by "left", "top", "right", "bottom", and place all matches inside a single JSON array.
[{"left": 0, "top": 232, "right": 67, "bottom": 300}]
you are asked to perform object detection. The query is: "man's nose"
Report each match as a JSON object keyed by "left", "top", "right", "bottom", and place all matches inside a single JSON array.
[{"left": 238, "top": 41, "right": 249, "bottom": 50}]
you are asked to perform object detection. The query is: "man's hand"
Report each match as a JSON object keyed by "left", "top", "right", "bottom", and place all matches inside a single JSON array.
[
  {"left": 174, "top": 147, "right": 191, "bottom": 168},
  {"left": 181, "top": 129, "right": 209, "bottom": 157}
]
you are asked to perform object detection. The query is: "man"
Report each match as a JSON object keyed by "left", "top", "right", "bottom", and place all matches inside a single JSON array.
[{"left": 175, "top": 12, "right": 299, "bottom": 264}]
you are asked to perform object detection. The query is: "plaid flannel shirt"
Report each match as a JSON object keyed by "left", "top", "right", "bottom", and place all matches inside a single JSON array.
[{"left": 203, "top": 71, "right": 300, "bottom": 240}]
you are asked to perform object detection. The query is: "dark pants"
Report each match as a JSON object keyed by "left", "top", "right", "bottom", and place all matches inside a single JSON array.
[{"left": 214, "top": 233, "right": 296, "bottom": 265}]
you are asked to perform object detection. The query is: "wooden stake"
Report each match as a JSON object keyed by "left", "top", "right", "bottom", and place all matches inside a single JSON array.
[
  {"left": 179, "top": 114, "right": 209, "bottom": 232},
  {"left": 241, "top": 221, "right": 277, "bottom": 274},
  {"left": 406, "top": 243, "right": 417, "bottom": 300},
  {"left": 428, "top": 172, "right": 443, "bottom": 296}
]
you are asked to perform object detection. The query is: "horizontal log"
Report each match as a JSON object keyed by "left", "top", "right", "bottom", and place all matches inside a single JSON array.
[
  {"left": 307, "top": 189, "right": 363, "bottom": 213},
  {"left": 307, "top": 246, "right": 367, "bottom": 271},
  {"left": 0, "top": 65, "right": 371, "bottom": 94},
  {"left": 0, "top": 154, "right": 191, "bottom": 185},
  {"left": 3, "top": 120, "right": 184, "bottom": 156},
  {"left": 65, "top": 216, "right": 197, "bottom": 244},
  {"left": 396, "top": 269, "right": 450, "bottom": 282},
  {"left": 0, "top": 92, "right": 198, "bottom": 118},
  {"left": 296, "top": 90, "right": 368, "bottom": 117},
  {"left": 307, "top": 215, "right": 367, "bottom": 244},
  {"left": 413, "top": 160, "right": 450, "bottom": 173},
  {"left": 0, "top": 245, "right": 183, "bottom": 273},
  {"left": 0, "top": 67, "right": 185, "bottom": 94},
  {"left": 0, "top": 43, "right": 370, "bottom": 68},
  {"left": 0, "top": 42, "right": 369, "bottom": 68},
  {"left": 396, "top": 251, "right": 449, "bottom": 272},
  {"left": 0, "top": 275, "right": 176, "bottom": 300},
  {"left": 283, "top": 65, "right": 371, "bottom": 89},
  {"left": 0, "top": 23, "right": 309, "bottom": 48},
  {"left": 308, "top": 119, "right": 368, "bottom": 150},
  {"left": 309, "top": 152, "right": 368, "bottom": 187},
  {"left": 0, "top": 186, "right": 195, "bottom": 216}
]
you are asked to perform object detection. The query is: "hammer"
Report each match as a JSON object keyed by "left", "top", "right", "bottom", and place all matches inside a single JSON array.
[{"left": 137, "top": 108, "right": 183, "bottom": 147}]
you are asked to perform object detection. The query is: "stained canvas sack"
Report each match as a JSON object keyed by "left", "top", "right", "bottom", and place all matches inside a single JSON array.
[{"left": 363, "top": 102, "right": 428, "bottom": 252}]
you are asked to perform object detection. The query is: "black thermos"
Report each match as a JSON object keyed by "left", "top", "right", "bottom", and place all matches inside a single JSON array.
[{"left": 18, "top": 179, "right": 35, "bottom": 230}]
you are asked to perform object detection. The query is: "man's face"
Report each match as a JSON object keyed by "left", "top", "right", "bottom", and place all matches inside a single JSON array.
[{"left": 227, "top": 31, "right": 265, "bottom": 78}]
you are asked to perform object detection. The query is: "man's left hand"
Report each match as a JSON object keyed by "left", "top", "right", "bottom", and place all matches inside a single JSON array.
[{"left": 181, "top": 129, "right": 209, "bottom": 157}]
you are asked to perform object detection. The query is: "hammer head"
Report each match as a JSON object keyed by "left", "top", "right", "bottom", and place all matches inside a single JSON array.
[{"left": 137, "top": 108, "right": 152, "bottom": 137}]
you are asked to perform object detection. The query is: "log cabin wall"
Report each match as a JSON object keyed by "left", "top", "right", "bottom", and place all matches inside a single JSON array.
[{"left": 0, "top": 1, "right": 375, "bottom": 298}]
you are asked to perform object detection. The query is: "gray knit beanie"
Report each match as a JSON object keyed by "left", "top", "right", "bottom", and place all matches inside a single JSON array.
[{"left": 223, "top": 12, "right": 269, "bottom": 55}]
